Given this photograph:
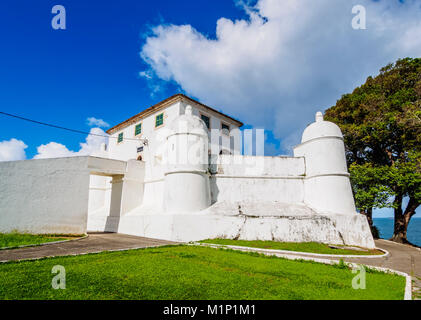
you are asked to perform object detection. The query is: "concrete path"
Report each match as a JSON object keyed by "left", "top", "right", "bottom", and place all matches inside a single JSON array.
[
  {"left": 341, "top": 240, "right": 421, "bottom": 278},
  {"left": 0, "top": 233, "right": 177, "bottom": 263}
]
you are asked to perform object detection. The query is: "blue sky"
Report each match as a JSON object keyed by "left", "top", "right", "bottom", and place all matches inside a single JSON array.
[
  {"left": 0, "top": 0, "right": 246, "bottom": 157},
  {"left": 0, "top": 0, "right": 420, "bottom": 217}
]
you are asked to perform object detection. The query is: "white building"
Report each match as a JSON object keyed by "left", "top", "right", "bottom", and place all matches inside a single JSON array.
[
  {"left": 0, "top": 94, "right": 375, "bottom": 248},
  {"left": 106, "top": 94, "right": 243, "bottom": 161}
]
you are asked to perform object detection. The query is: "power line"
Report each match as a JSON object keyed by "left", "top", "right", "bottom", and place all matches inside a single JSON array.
[{"left": 0, "top": 111, "right": 146, "bottom": 142}]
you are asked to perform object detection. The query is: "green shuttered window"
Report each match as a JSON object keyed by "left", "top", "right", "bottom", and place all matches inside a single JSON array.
[
  {"left": 155, "top": 113, "right": 164, "bottom": 127},
  {"left": 135, "top": 123, "right": 142, "bottom": 136}
]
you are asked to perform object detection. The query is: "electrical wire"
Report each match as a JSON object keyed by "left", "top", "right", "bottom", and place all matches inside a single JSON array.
[{"left": 0, "top": 111, "right": 147, "bottom": 143}]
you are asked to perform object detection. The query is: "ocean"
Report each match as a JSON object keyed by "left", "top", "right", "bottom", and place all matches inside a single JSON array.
[{"left": 373, "top": 217, "right": 421, "bottom": 247}]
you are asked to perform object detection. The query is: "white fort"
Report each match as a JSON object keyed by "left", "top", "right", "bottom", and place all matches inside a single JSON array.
[{"left": 0, "top": 94, "right": 374, "bottom": 248}]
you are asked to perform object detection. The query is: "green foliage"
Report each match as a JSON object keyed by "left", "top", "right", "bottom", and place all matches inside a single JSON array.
[
  {"left": 389, "top": 151, "right": 421, "bottom": 204},
  {"left": 348, "top": 152, "right": 421, "bottom": 212},
  {"left": 0, "top": 246, "right": 405, "bottom": 300},
  {"left": 325, "top": 58, "right": 421, "bottom": 226},
  {"left": 349, "top": 164, "right": 392, "bottom": 211},
  {"left": 199, "top": 239, "right": 383, "bottom": 255},
  {"left": 336, "top": 259, "right": 347, "bottom": 269}
]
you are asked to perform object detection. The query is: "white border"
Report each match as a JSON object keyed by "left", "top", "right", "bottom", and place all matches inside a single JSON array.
[{"left": 194, "top": 242, "right": 389, "bottom": 258}]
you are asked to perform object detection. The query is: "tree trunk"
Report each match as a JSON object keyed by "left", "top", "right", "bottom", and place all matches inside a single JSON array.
[
  {"left": 391, "top": 193, "right": 405, "bottom": 243},
  {"left": 391, "top": 196, "right": 419, "bottom": 244}
]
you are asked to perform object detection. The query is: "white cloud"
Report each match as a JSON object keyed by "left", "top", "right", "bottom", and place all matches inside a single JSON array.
[
  {"left": 0, "top": 128, "right": 108, "bottom": 161},
  {"left": 140, "top": 0, "right": 421, "bottom": 153},
  {"left": 86, "top": 117, "right": 109, "bottom": 128},
  {"left": 33, "top": 142, "right": 76, "bottom": 159},
  {"left": 0, "top": 139, "right": 27, "bottom": 161},
  {"left": 33, "top": 128, "right": 108, "bottom": 159},
  {"left": 78, "top": 128, "right": 109, "bottom": 155}
]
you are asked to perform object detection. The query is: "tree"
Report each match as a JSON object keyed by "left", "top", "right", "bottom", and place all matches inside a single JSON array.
[
  {"left": 325, "top": 58, "right": 421, "bottom": 244},
  {"left": 348, "top": 163, "right": 391, "bottom": 237}
]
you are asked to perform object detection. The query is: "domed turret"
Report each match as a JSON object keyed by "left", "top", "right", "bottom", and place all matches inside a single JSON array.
[
  {"left": 293, "top": 111, "right": 356, "bottom": 215},
  {"left": 163, "top": 105, "right": 211, "bottom": 213},
  {"left": 301, "top": 112, "right": 343, "bottom": 143}
]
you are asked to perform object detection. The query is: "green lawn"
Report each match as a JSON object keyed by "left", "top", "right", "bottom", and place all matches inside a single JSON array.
[
  {"left": 0, "top": 233, "right": 73, "bottom": 249},
  {"left": 199, "top": 239, "right": 383, "bottom": 255},
  {"left": 0, "top": 245, "right": 404, "bottom": 300}
]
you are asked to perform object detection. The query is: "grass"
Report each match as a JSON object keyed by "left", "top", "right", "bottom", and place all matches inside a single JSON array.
[
  {"left": 0, "top": 245, "right": 404, "bottom": 300},
  {"left": 199, "top": 239, "right": 384, "bottom": 255},
  {"left": 0, "top": 233, "right": 80, "bottom": 249}
]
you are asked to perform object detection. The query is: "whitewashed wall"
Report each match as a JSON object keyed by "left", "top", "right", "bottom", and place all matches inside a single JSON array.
[
  {"left": 210, "top": 155, "right": 306, "bottom": 204},
  {"left": 0, "top": 157, "right": 92, "bottom": 234},
  {"left": 211, "top": 177, "right": 304, "bottom": 204},
  {"left": 88, "top": 175, "right": 112, "bottom": 215},
  {"left": 214, "top": 155, "right": 305, "bottom": 176}
]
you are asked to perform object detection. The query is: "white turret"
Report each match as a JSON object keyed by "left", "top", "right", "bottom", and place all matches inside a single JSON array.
[
  {"left": 163, "top": 105, "right": 211, "bottom": 213},
  {"left": 293, "top": 111, "right": 357, "bottom": 215}
]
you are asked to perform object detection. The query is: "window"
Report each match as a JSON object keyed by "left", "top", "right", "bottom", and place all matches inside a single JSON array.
[
  {"left": 135, "top": 123, "right": 142, "bottom": 136},
  {"left": 221, "top": 123, "right": 230, "bottom": 135},
  {"left": 155, "top": 113, "right": 164, "bottom": 127},
  {"left": 201, "top": 114, "right": 210, "bottom": 129},
  {"left": 117, "top": 132, "right": 123, "bottom": 143}
]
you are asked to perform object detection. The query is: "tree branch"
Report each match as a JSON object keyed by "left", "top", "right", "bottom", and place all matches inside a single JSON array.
[{"left": 404, "top": 197, "right": 420, "bottom": 220}]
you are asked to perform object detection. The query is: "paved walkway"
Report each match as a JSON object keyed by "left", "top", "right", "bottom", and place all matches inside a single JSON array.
[
  {"left": 342, "top": 240, "right": 421, "bottom": 278},
  {"left": 0, "top": 233, "right": 177, "bottom": 263}
]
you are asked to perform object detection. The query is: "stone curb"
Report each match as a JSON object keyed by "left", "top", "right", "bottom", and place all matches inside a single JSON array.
[
  {"left": 194, "top": 243, "right": 411, "bottom": 300},
  {"left": 193, "top": 242, "right": 389, "bottom": 258},
  {"left": 0, "top": 234, "right": 89, "bottom": 251}
]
